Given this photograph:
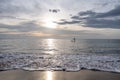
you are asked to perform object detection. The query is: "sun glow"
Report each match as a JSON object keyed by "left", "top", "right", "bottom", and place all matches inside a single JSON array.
[{"left": 43, "top": 18, "right": 57, "bottom": 29}]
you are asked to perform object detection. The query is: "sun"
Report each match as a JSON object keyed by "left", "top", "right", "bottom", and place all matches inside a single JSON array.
[{"left": 43, "top": 18, "right": 57, "bottom": 29}]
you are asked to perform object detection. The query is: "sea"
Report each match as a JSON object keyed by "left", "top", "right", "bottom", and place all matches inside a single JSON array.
[{"left": 0, "top": 37, "right": 120, "bottom": 72}]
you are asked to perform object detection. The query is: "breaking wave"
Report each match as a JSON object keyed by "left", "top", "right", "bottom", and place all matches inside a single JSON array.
[{"left": 0, "top": 53, "right": 120, "bottom": 73}]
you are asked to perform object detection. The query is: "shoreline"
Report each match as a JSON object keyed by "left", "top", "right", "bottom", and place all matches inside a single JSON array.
[
  {"left": 0, "top": 68, "right": 120, "bottom": 73},
  {"left": 0, "top": 70, "right": 120, "bottom": 80}
]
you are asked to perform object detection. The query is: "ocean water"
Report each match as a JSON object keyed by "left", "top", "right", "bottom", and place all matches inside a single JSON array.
[{"left": 0, "top": 38, "right": 120, "bottom": 72}]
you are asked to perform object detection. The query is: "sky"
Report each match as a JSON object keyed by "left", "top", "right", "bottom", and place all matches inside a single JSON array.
[{"left": 0, "top": 0, "right": 120, "bottom": 39}]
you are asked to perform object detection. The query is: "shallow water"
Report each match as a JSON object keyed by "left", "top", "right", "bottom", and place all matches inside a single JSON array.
[
  {"left": 0, "top": 38, "right": 120, "bottom": 72},
  {"left": 0, "top": 38, "right": 120, "bottom": 55}
]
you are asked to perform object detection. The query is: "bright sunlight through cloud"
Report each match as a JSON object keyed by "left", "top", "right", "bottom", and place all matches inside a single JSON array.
[{"left": 42, "top": 17, "right": 57, "bottom": 29}]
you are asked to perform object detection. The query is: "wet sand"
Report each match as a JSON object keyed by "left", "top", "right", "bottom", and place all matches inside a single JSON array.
[{"left": 0, "top": 70, "right": 120, "bottom": 80}]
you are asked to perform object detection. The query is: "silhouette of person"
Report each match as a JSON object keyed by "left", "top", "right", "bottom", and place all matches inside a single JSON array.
[{"left": 73, "top": 37, "right": 76, "bottom": 42}]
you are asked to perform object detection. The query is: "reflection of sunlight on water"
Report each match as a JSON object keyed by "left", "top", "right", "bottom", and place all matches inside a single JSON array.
[
  {"left": 47, "top": 39, "right": 55, "bottom": 55},
  {"left": 46, "top": 71, "right": 53, "bottom": 80}
]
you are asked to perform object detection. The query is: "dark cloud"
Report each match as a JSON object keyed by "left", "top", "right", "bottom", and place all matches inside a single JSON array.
[
  {"left": 78, "top": 10, "right": 96, "bottom": 17},
  {"left": 101, "top": 3, "right": 109, "bottom": 7},
  {"left": 49, "top": 9, "right": 60, "bottom": 13},
  {"left": 60, "top": 19, "right": 66, "bottom": 21},
  {"left": 78, "top": 6, "right": 120, "bottom": 18},
  {"left": 84, "top": 18, "right": 120, "bottom": 28},
  {"left": 96, "top": 6, "right": 120, "bottom": 18},
  {"left": 56, "top": 5, "right": 120, "bottom": 29},
  {"left": 71, "top": 16, "right": 80, "bottom": 20},
  {"left": 54, "top": 20, "right": 81, "bottom": 25}
]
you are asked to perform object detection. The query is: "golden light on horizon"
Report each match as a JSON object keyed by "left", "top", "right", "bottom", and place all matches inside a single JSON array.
[{"left": 28, "top": 32, "right": 52, "bottom": 37}]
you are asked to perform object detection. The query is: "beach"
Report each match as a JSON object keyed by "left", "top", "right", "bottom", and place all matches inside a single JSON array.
[
  {"left": 0, "top": 0, "right": 120, "bottom": 79},
  {"left": 0, "top": 70, "right": 120, "bottom": 80}
]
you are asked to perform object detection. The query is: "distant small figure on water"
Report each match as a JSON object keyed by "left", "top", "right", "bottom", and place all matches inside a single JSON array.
[{"left": 72, "top": 37, "right": 76, "bottom": 42}]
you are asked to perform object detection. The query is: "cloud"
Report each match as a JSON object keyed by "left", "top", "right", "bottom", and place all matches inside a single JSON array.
[
  {"left": 78, "top": 10, "right": 96, "bottom": 17},
  {"left": 71, "top": 16, "right": 80, "bottom": 20},
  {"left": 54, "top": 20, "right": 81, "bottom": 25},
  {"left": 49, "top": 9, "right": 60, "bottom": 13},
  {"left": 96, "top": 6, "right": 120, "bottom": 18},
  {"left": 0, "top": 21, "right": 39, "bottom": 32},
  {"left": 0, "top": 21, "right": 84, "bottom": 35},
  {"left": 78, "top": 6, "right": 120, "bottom": 18},
  {"left": 0, "top": 15, "right": 29, "bottom": 21},
  {"left": 0, "top": 0, "right": 44, "bottom": 16},
  {"left": 56, "top": 5, "right": 120, "bottom": 29},
  {"left": 84, "top": 19, "right": 120, "bottom": 28},
  {"left": 0, "top": 20, "right": 120, "bottom": 39}
]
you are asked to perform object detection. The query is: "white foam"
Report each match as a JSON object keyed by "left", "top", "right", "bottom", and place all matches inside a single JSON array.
[{"left": 0, "top": 53, "right": 120, "bottom": 73}]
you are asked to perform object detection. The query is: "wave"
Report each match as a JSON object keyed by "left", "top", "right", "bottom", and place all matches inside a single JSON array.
[{"left": 0, "top": 53, "right": 120, "bottom": 73}]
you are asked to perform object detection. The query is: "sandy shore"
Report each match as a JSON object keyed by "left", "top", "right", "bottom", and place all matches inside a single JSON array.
[{"left": 0, "top": 70, "right": 120, "bottom": 80}]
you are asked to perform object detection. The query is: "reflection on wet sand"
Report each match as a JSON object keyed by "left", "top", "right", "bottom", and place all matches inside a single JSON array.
[
  {"left": 46, "top": 71, "right": 53, "bottom": 80},
  {"left": 0, "top": 70, "right": 120, "bottom": 80}
]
